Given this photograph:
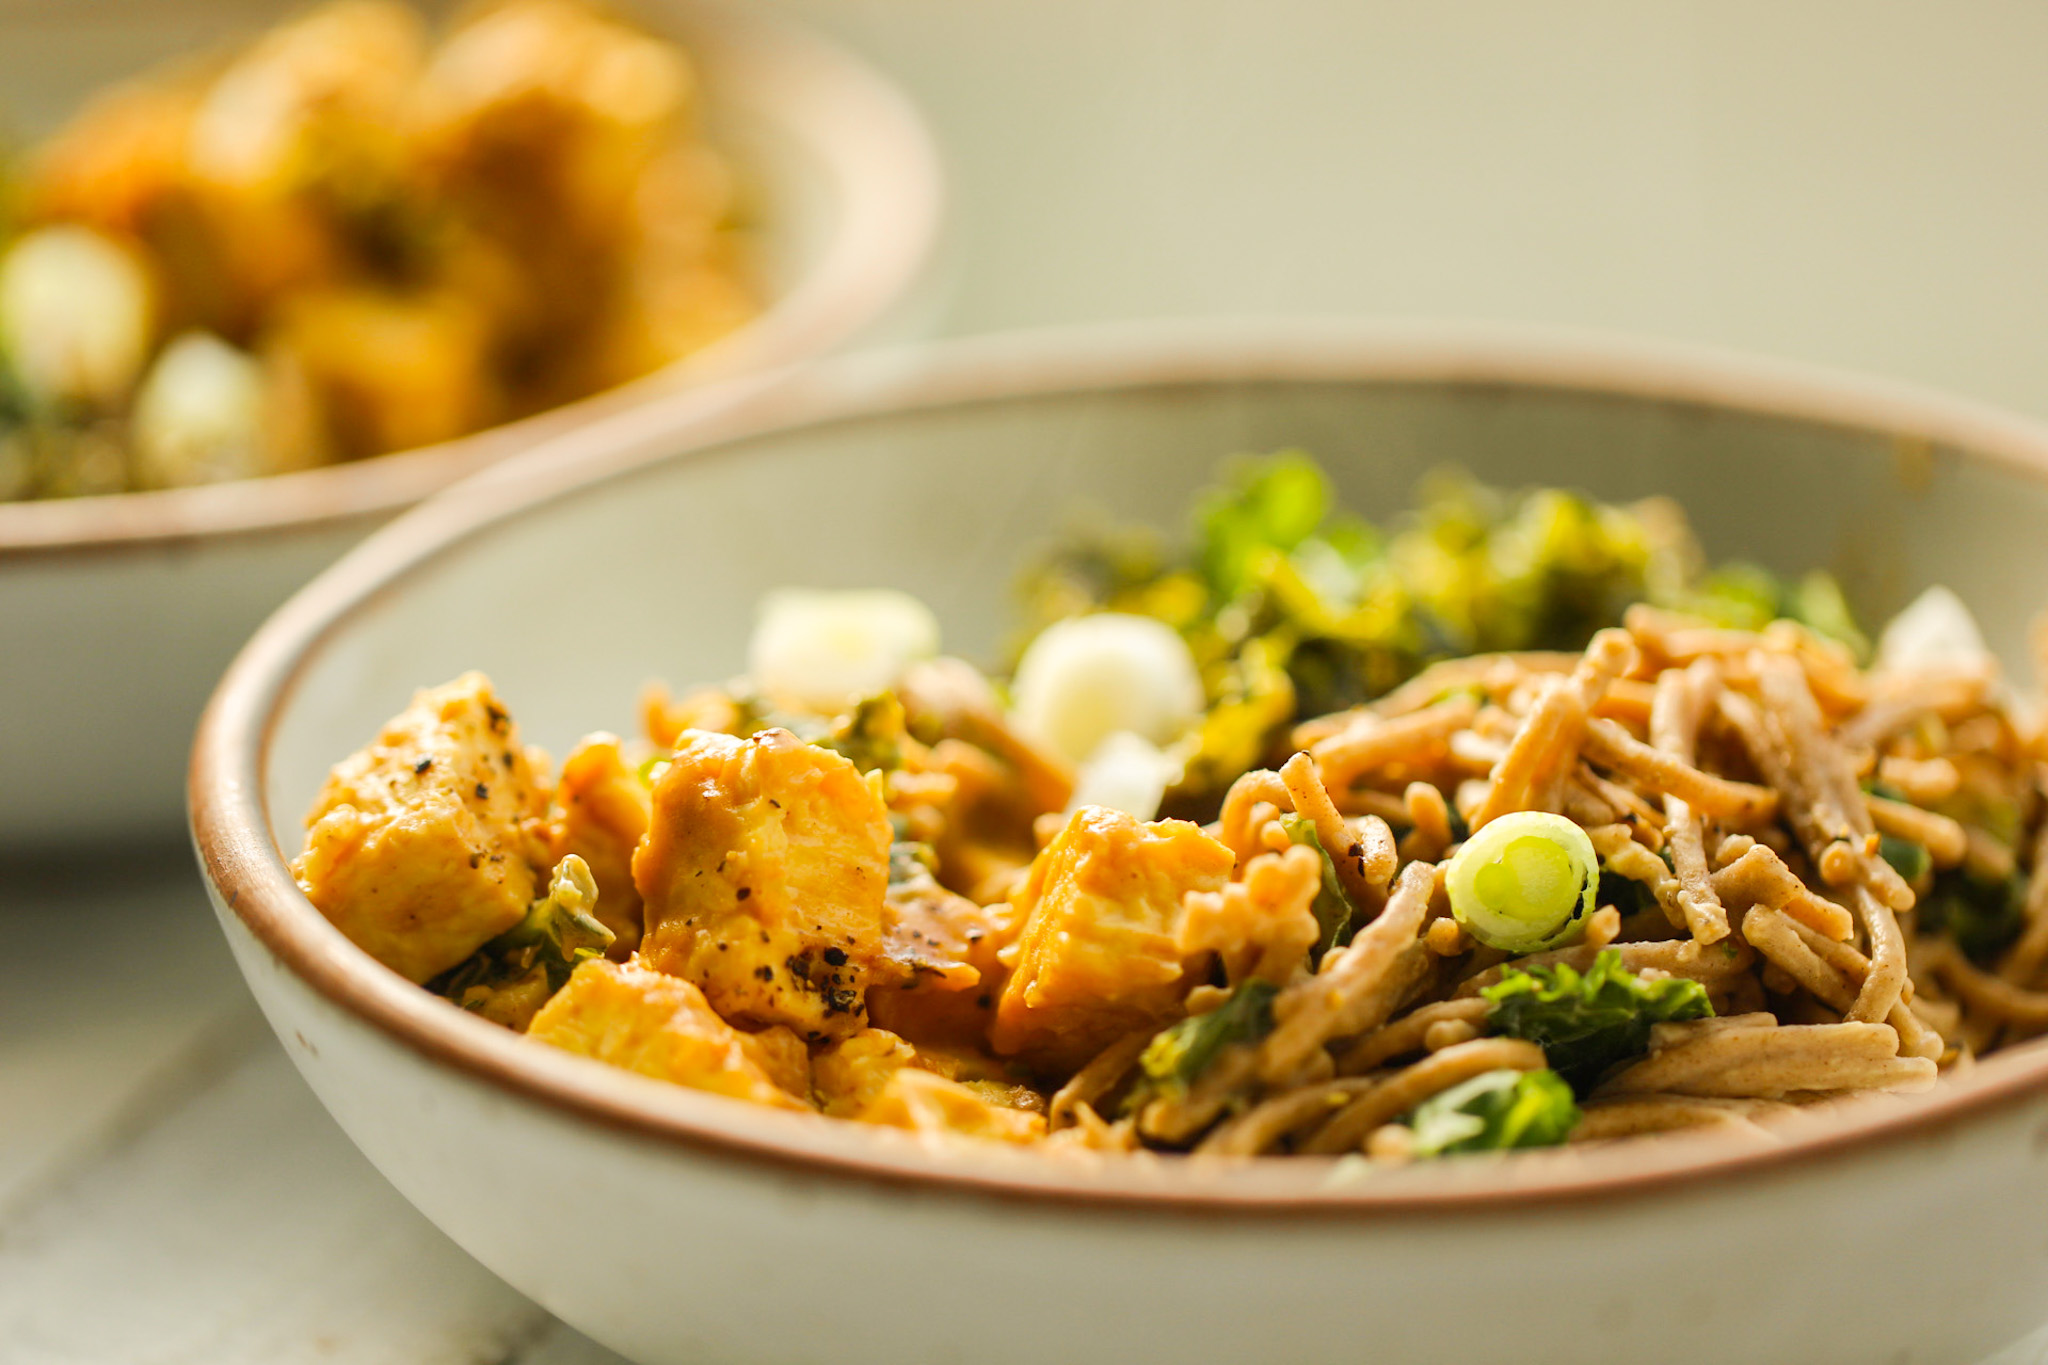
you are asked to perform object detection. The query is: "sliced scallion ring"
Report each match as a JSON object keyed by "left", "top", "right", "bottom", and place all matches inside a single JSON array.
[{"left": 1446, "top": 811, "right": 1598, "bottom": 954}]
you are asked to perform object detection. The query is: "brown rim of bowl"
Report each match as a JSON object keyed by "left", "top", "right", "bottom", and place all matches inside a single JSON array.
[
  {"left": 192, "top": 319, "right": 2048, "bottom": 1217},
  {"left": 0, "top": 0, "right": 941, "bottom": 560}
]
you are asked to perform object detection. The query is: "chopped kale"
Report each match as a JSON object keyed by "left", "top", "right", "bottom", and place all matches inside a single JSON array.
[
  {"left": 431, "top": 855, "right": 613, "bottom": 1030},
  {"left": 1597, "top": 866, "right": 1658, "bottom": 917},
  {"left": 1481, "top": 948, "right": 1712, "bottom": 1092},
  {"left": 817, "top": 692, "right": 909, "bottom": 774},
  {"left": 1018, "top": 453, "right": 1869, "bottom": 818},
  {"left": 1120, "top": 980, "right": 1280, "bottom": 1118},
  {"left": 1406, "top": 1068, "right": 1580, "bottom": 1156},
  {"left": 1878, "top": 834, "right": 1932, "bottom": 886},
  {"left": 1920, "top": 867, "right": 2028, "bottom": 968},
  {"left": 1278, "top": 813, "right": 1356, "bottom": 964}
]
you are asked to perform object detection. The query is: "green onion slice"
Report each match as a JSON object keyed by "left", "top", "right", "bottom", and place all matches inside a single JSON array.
[{"left": 1446, "top": 811, "right": 1598, "bottom": 953}]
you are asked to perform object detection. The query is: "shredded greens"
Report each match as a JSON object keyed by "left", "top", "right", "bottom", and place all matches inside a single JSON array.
[
  {"left": 816, "top": 692, "right": 910, "bottom": 774},
  {"left": 1278, "top": 813, "right": 1357, "bottom": 964},
  {"left": 1878, "top": 834, "right": 1933, "bottom": 886},
  {"left": 1920, "top": 868, "right": 2028, "bottom": 968},
  {"left": 431, "top": 855, "right": 613, "bottom": 1031},
  {"left": 1405, "top": 1068, "right": 1581, "bottom": 1156},
  {"left": 1481, "top": 948, "right": 1713, "bottom": 1092},
  {"left": 1194, "top": 451, "right": 1378, "bottom": 605},
  {"left": 888, "top": 838, "right": 941, "bottom": 887},
  {"left": 1021, "top": 452, "right": 1868, "bottom": 810},
  {"left": 1597, "top": 866, "right": 1659, "bottom": 918},
  {"left": 1121, "top": 980, "right": 1280, "bottom": 1116}
]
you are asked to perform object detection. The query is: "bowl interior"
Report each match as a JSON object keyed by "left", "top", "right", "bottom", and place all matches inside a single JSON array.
[{"left": 262, "top": 363, "right": 2048, "bottom": 843}]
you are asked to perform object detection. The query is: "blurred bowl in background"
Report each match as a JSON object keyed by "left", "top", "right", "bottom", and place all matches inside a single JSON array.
[
  {"left": 195, "top": 320, "right": 2048, "bottom": 1365},
  {"left": 0, "top": 0, "right": 942, "bottom": 850}
]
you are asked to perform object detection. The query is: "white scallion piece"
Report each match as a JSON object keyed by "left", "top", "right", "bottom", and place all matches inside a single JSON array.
[
  {"left": 132, "top": 331, "right": 268, "bottom": 488},
  {"left": 0, "top": 225, "right": 154, "bottom": 406},
  {"left": 1446, "top": 811, "right": 1599, "bottom": 954},
  {"left": 1011, "top": 612, "right": 1204, "bottom": 767},
  {"left": 1066, "top": 730, "right": 1183, "bottom": 821},
  {"left": 748, "top": 588, "right": 941, "bottom": 713},
  {"left": 1877, "top": 585, "right": 1991, "bottom": 673}
]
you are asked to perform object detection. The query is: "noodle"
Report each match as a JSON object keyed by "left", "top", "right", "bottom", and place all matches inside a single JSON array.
[
  {"left": 1259, "top": 862, "right": 1438, "bottom": 1084},
  {"left": 1399, "top": 781, "right": 1455, "bottom": 863},
  {"left": 1295, "top": 653, "right": 1574, "bottom": 741},
  {"left": 1596, "top": 1018, "right": 1936, "bottom": 1099},
  {"left": 1581, "top": 718, "right": 1779, "bottom": 824},
  {"left": 1310, "top": 696, "right": 1479, "bottom": 790},
  {"left": 1923, "top": 940, "right": 2048, "bottom": 1032},
  {"left": 1333, "top": 998, "right": 1492, "bottom": 1074},
  {"left": 1280, "top": 752, "right": 1397, "bottom": 907},
  {"left": 1047, "top": 1029, "right": 1154, "bottom": 1130},
  {"left": 1195, "top": 1077, "right": 1381, "bottom": 1156},
  {"left": 1218, "top": 769, "right": 1294, "bottom": 866},
  {"left": 1176, "top": 845, "right": 1322, "bottom": 987},
  {"left": 1572, "top": 1094, "right": 1792, "bottom": 1141},
  {"left": 1710, "top": 838, "right": 1855, "bottom": 941},
  {"left": 1864, "top": 794, "right": 1968, "bottom": 868},
  {"left": 1650, "top": 660, "right": 1730, "bottom": 945},
  {"left": 1472, "top": 631, "right": 1635, "bottom": 827}
]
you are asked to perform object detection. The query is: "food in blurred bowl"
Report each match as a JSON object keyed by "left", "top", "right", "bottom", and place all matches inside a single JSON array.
[
  {"left": 0, "top": 0, "right": 938, "bottom": 848},
  {"left": 0, "top": 0, "right": 756, "bottom": 500}
]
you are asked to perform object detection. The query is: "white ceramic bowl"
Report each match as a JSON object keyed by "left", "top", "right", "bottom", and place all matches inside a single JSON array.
[
  {"left": 193, "top": 322, "right": 2048, "bottom": 1365},
  {"left": 0, "top": 0, "right": 941, "bottom": 849}
]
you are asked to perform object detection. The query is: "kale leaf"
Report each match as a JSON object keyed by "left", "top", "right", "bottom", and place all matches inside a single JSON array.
[
  {"left": 1122, "top": 979, "right": 1280, "bottom": 1116},
  {"left": 1195, "top": 450, "right": 1342, "bottom": 601},
  {"left": 1597, "top": 867, "right": 1658, "bottom": 917},
  {"left": 1920, "top": 867, "right": 2028, "bottom": 967},
  {"left": 1278, "top": 813, "right": 1356, "bottom": 964},
  {"left": 817, "top": 693, "right": 910, "bottom": 774},
  {"left": 431, "top": 855, "right": 613, "bottom": 1030},
  {"left": 1481, "top": 948, "right": 1711, "bottom": 1092},
  {"left": 1407, "top": 1068, "right": 1580, "bottom": 1156},
  {"left": 1878, "top": 834, "right": 1932, "bottom": 885}
]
